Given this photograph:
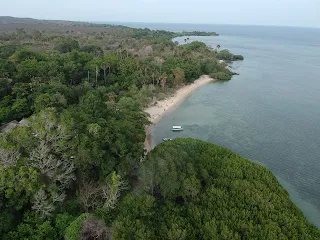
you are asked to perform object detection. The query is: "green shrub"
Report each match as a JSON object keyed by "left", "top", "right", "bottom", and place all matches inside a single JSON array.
[
  {"left": 216, "top": 49, "right": 234, "bottom": 61},
  {"left": 54, "top": 38, "right": 80, "bottom": 53},
  {"left": 217, "top": 50, "right": 244, "bottom": 61},
  {"left": 233, "top": 55, "right": 244, "bottom": 60},
  {"left": 156, "top": 92, "right": 167, "bottom": 101},
  {"left": 0, "top": 211, "right": 15, "bottom": 236},
  {"left": 64, "top": 213, "right": 91, "bottom": 240},
  {"left": 184, "top": 41, "right": 208, "bottom": 51},
  {"left": 55, "top": 213, "right": 75, "bottom": 237},
  {"left": 211, "top": 71, "right": 232, "bottom": 81}
]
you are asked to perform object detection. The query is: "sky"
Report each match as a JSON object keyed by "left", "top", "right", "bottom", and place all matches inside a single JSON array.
[{"left": 1, "top": 0, "right": 319, "bottom": 28}]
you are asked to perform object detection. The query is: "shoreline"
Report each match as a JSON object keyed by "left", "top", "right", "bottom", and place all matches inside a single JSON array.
[{"left": 144, "top": 75, "right": 216, "bottom": 152}]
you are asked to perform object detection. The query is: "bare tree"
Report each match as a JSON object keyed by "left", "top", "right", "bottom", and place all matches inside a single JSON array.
[
  {"left": 78, "top": 172, "right": 128, "bottom": 212},
  {"left": 138, "top": 45, "right": 153, "bottom": 58},
  {"left": 171, "top": 68, "right": 185, "bottom": 86},
  {"left": 154, "top": 56, "right": 164, "bottom": 76},
  {"left": 53, "top": 160, "right": 76, "bottom": 190},
  {"left": 32, "top": 189, "right": 55, "bottom": 218},
  {"left": 81, "top": 219, "right": 112, "bottom": 240},
  {"left": 31, "top": 111, "right": 71, "bottom": 151},
  {"left": 0, "top": 148, "right": 20, "bottom": 167},
  {"left": 28, "top": 110, "right": 76, "bottom": 216},
  {"left": 101, "top": 172, "right": 128, "bottom": 210},
  {"left": 95, "top": 65, "right": 99, "bottom": 86},
  {"left": 30, "top": 140, "right": 57, "bottom": 178},
  {"left": 51, "top": 191, "right": 66, "bottom": 204},
  {"left": 160, "top": 75, "right": 167, "bottom": 89},
  {"left": 77, "top": 181, "right": 101, "bottom": 212},
  {"left": 29, "top": 140, "right": 75, "bottom": 189}
]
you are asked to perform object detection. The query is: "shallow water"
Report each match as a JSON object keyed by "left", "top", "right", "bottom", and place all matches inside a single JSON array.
[{"left": 111, "top": 22, "right": 320, "bottom": 226}]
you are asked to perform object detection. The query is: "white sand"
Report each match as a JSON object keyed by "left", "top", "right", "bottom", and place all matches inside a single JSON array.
[
  {"left": 144, "top": 75, "right": 215, "bottom": 152},
  {"left": 145, "top": 75, "right": 215, "bottom": 124}
]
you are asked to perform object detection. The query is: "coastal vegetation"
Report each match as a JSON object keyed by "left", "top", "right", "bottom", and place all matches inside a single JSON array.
[
  {"left": 216, "top": 49, "right": 244, "bottom": 61},
  {"left": 114, "top": 139, "right": 320, "bottom": 239},
  {"left": 181, "top": 31, "right": 219, "bottom": 36},
  {"left": 210, "top": 71, "right": 232, "bottom": 81},
  {"left": 1, "top": 17, "right": 318, "bottom": 239},
  {"left": 0, "top": 17, "right": 240, "bottom": 123}
]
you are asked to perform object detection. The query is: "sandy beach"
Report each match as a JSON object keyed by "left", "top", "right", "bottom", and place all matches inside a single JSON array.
[{"left": 144, "top": 75, "right": 215, "bottom": 152}]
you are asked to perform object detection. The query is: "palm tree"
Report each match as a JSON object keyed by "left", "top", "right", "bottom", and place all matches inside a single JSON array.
[
  {"left": 95, "top": 65, "right": 99, "bottom": 86},
  {"left": 101, "top": 56, "right": 110, "bottom": 85},
  {"left": 101, "top": 62, "right": 108, "bottom": 86}
]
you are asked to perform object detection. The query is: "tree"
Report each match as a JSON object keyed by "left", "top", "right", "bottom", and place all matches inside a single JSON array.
[
  {"left": 0, "top": 78, "right": 12, "bottom": 99},
  {"left": 15, "top": 28, "right": 26, "bottom": 39},
  {"left": 4, "top": 212, "right": 58, "bottom": 240},
  {"left": 0, "top": 108, "right": 76, "bottom": 217},
  {"left": 100, "top": 54, "right": 117, "bottom": 85},
  {"left": 0, "top": 165, "right": 40, "bottom": 210},
  {"left": 77, "top": 181, "right": 101, "bottom": 212},
  {"left": 81, "top": 219, "right": 111, "bottom": 240},
  {"left": 15, "top": 59, "right": 39, "bottom": 82},
  {"left": 183, "top": 41, "right": 208, "bottom": 52},
  {"left": 55, "top": 38, "right": 80, "bottom": 53},
  {"left": 210, "top": 72, "right": 232, "bottom": 81},
  {"left": 101, "top": 172, "right": 128, "bottom": 210},
  {"left": 64, "top": 213, "right": 91, "bottom": 240},
  {"left": 216, "top": 49, "right": 234, "bottom": 61},
  {"left": 33, "top": 30, "right": 42, "bottom": 41},
  {"left": 86, "top": 59, "right": 102, "bottom": 86},
  {"left": 80, "top": 45, "right": 103, "bottom": 57},
  {"left": 171, "top": 67, "right": 185, "bottom": 86},
  {"left": 34, "top": 93, "right": 67, "bottom": 112}
]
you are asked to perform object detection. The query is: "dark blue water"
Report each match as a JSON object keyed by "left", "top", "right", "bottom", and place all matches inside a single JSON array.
[{"left": 113, "top": 22, "right": 320, "bottom": 226}]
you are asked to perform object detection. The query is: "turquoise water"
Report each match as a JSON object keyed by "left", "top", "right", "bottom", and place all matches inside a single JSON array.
[{"left": 117, "top": 23, "right": 320, "bottom": 226}]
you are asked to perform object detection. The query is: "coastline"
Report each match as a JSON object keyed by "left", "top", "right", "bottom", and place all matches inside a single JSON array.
[{"left": 144, "top": 75, "right": 216, "bottom": 152}]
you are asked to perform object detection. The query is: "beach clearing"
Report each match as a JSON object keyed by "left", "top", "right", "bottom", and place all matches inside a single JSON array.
[{"left": 144, "top": 75, "right": 215, "bottom": 152}]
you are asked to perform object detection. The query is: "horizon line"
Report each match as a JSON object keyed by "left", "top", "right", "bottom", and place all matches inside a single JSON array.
[
  {"left": 93, "top": 20, "right": 320, "bottom": 30},
  {"left": 1, "top": 15, "right": 319, "bottom": 30}
]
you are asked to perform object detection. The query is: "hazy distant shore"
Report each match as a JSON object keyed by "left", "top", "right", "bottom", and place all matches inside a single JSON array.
[{"left": 144, "top": 75, "right": 215, "bottom": 152}]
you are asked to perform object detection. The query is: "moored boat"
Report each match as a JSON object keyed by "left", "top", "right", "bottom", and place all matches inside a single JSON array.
[
  {"left": 162, "top": 138, "right": 173, "bottom": 142},
  {"left": 171, "top": 126, "right": 183, "bottom": 131}
]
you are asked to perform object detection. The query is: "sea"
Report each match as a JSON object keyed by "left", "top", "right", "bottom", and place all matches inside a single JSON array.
[{"left": 103, "top": 22, "right": 320, "bottom": 227}]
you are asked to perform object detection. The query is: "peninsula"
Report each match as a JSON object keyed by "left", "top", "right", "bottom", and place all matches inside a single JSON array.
[{"left": 1, "top": 17, "right": 318, "bottom": 240}]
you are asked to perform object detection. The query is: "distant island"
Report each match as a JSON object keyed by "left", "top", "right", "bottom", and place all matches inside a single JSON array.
[
  {"left": 181, "top": 30, "right": 219, "bottom": 36},
  {"left": 1, "top": 16, "right": 317, "bottom": 240}
]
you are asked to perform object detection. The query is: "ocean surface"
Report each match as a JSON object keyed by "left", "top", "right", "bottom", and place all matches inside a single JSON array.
[{"left": 112, "top": 22, "right": 320, "bottom": 226}]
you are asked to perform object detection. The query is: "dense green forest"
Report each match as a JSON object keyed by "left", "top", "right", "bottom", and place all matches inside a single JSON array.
[
  {"left": 0, "top": 17, "right": 318, "bottom": 239},
  {"left": 0, "top": 19, "right": 237, "bottom": 124},
  {"left": 114, "top": 139, "right": 320, "bottom": 239}
]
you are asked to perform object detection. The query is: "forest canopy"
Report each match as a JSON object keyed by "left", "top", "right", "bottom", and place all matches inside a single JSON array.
[
  {"left": 114, "top": 139, "right": 320, "bottom": 239},
  {"left": 1, "top": 17, "right": 315, "bottom": 240}
]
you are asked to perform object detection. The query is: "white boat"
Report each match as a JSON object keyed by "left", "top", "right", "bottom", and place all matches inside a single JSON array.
[
  {"left": 162, "top": 138, "right": 173, "bottom": 142},
  {"left": 171, "top": 126, "right": 183, "bottom": 131}
]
